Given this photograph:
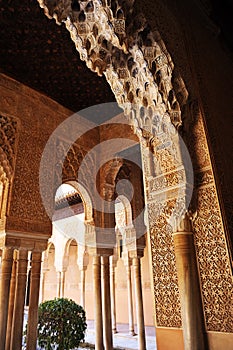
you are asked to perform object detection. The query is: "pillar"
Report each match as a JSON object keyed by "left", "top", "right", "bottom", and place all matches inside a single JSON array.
[
  {"left": 5, "top": 250, "right": 17, "bottom": 350},
  {"left": 39, "top": 270, "right": 46, "bottom": 304},
  {"left": 39, "top": 251, "right": 48, "bottom": 304},
  {"left": 126, "top": 260, "right": 135, "bottom": 336},
  {"left": 26, "top": 251, "right": 42, "bottom": 350},
  {"left": 93, "top": 255, "right": 104, "bottom": 350},
  {"left": 132, "top": 257, "right": 146, "bottom": 350},
  {"left": 60, "top": 270, "right": 65, "bottom": 297},
  {"left": 110, "top": 256, "right": 117, "bottom": 333},
  {"left": 0, "top": 247, "right": 14, "bottom": 350},
  {"left": 80, "top": 267, "right": 86, "bottom": 309},
  {"left": 101, "top": 255, "right": 113, "bottom": 350},
  {"left": 10, "top": 249, "right": 28, "bottom": 350},
  {"left": 173, "top": 229, "right": 206, "bottom": 350},
  {"left": 56, "top": 271, "right": 61, "bottom": 297}
]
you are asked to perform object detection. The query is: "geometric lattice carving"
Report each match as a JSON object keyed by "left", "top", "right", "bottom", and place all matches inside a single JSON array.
[
  {"left": 193, "top": 185, "right": 233, "bottom": 332},
  {"left": 148, "top": 205, "right": 182, "bottom": 328}
]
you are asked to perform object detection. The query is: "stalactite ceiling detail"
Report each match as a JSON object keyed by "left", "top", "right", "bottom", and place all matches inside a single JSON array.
[{"left": 37, "top": 0, "right": 188, "bottom": 133}]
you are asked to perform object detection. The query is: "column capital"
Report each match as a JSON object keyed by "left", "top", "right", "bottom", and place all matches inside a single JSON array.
[{"left": 1, "top": 232, "right": 49, "bottom": 252}]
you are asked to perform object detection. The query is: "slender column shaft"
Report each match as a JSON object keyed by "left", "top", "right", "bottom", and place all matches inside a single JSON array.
[
  {"left": 10, "top": 249, "right": 28, "bottom": 350},
  {"left": 26, "top": 251, "right": 42, "bottom": 350},
  {"left": 60, "top": 271, "right": 65, "bottom": 298},
  {"left": 0, "top": 248, "right": 14, "bottom": 350},
  {"left": 101, "top": 256, "right": 113, "bottom": 350},
  {"left": 93, "top": 255, "right": 104, "bottom": 350},
  {"left": 132, "top": 257, "right": 146, "bottom": 350},
  {"left": 0, "top": 249, "right": 2, "bottom": 273},
  {"left": 39, "top": 271, "right": 46, "bottom": 304},
  {"left": 80, "top": 268, "right": 86, "bottom": 309},
  {"left": 126, "top": 262, "right": 135, "bottom": 336},
  {"left": 173, "top": 232, "right": 206, "bottom": 350},
  {"left": 5, "top": 251, "right": 17, "bottom": 350},
  {"left": 110, "top": 257, "right": 117, "bottom": 333},
  {"left": 56, "top": 271, "right": 61, "bottom": 297}
]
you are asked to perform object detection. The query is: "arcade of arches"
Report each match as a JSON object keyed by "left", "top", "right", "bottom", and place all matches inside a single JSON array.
[{"left": 0, "top": 1, "right": 233, "bottom": 350}]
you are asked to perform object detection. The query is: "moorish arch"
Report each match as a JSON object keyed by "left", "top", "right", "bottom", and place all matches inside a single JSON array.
[
  {"left": 37, "top": 3, "right": 233, "bottom": 350},
  {"left": 0, "top": 1, "right": 231, "bottom": 350}
]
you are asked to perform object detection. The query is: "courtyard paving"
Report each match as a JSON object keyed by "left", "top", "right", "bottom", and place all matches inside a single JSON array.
[{"left": 84, "top": 320, "right": 157, "bottom": 350}]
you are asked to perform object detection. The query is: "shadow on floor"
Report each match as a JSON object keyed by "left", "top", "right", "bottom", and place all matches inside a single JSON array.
[{"left": 84, "top": 320, "right": 157, "bottom": 350}]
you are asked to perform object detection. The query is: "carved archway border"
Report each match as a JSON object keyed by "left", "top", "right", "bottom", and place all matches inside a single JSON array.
[{"left": 65, "top": 180, "right": 94, "bottom": 223}]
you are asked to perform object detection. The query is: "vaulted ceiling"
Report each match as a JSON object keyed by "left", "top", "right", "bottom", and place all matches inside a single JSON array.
[{"left": 0, "top": 0, "right": 115, "bottom": 113}]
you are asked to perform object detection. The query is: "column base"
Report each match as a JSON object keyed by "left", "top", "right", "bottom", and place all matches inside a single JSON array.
[{"left": 130, "top": 331, "right": 136, "bottom": 336}]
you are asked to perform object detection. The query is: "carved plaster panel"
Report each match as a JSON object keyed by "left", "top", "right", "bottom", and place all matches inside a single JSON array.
[
  {"left": 148, "top": 208, "right": 182, "bottom": 328},
  {"left": 0, "top": 114, "right": 19, "bottom": 179},
  {"left": 192, "top": 185, "right": 233, "bottom": 332}
]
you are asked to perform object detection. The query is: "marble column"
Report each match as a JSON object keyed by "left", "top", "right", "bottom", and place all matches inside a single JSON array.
[
  {"left": 0, "top": 247, "right": 14, "bottom": 350},
  {"left": 39, "top": 270, "right": 46, "bottom": 304},
  {"left": 80, "top": 267, "right": 86, "bottom": 309},
  {"left": 56, "top": 271, "right": 61, "bottom": 297},
  {"left": 132, "top": 257, "right": 146, "bottom": 350},
  {"left": 101, "top": 255, "right": 113, "bottom": 350},
  {"left": 126, "top": 260, "right": 135, "bottom": 336},
  {"left": 10, "top": 249, "right": 28, "bottom": 350},
  {"left": 39, "top": 251, "right": 48, "bottom": 304},
  {"left": 5, "top": 250, "right": 17, "bottom": 350},
  {"left": 173, "top": 229, "right": 206, "bottom": 350},
  {"left": 26, "top": 251, "right": 42, "bottom": 350},
  {"left": 60, "top": 270, "right": 66, "bottom": 297},
  {"left": 93, "top": 255, "right": 104, "bottom": 350},
  {"left": 110, "top": 256, "right": 117, "bottom": 333}
]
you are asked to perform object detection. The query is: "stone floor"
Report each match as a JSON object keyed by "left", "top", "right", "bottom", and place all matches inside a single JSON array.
[{"left": 84, "top": 320, "right": 157, "bottom": 350}]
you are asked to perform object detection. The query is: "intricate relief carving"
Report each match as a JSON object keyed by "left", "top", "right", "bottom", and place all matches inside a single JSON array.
[
  {"left": 192, "top": 185, "right": 233, "bottom": 332},
  {"left": 149, "top": 169, "right": 185, "bottom": 193},
  {"left": 195, "top": 168, "right": 214, "bottom": 188},
  {"left": 0, "top": 114, "right": 19, "bottom": 179},
  {"left": 183, "top": 100, "right": 210, "bottom": 171},
  {"left": 55, "top": 138, "right": 95, "bottom": 193},
  {"left": 148, "top": 206, "right": 182, "bottom": 328}
]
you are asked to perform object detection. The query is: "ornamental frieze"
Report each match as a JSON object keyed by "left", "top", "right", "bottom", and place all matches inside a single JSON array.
[{"left": 149, "top": 168, "right": 185, "bottom": 193}]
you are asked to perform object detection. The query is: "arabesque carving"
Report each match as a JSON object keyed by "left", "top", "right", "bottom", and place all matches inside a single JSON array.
[
  {"left": 192, "top": 185, "right": 233, "bottom": 332},
  {"left": 0, "top": 114, "right": 19, "bottom": 179},
  {"left": 148, "top": 208, "right": 182, "bottom": 328},
  {"left": 55, "top": 138, "right": 96, "bottom": 193}
]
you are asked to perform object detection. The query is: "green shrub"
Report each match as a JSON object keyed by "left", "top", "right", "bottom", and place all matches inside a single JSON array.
[{"left": 37, "top": 298, "right": 87, "bottom": 350}]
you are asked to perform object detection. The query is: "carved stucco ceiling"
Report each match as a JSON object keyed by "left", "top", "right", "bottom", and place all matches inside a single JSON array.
[{"left": 0, "top": 0, "right": 116, "bottom": 114}]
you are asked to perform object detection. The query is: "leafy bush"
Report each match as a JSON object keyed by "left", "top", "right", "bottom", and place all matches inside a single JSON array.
[{"left": 37, "top": 298, "right": 87, "bottom": 350}]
